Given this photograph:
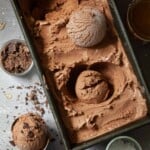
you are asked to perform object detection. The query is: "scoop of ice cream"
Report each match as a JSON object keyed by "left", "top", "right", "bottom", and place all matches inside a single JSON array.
[
  {"left": 75, "top": 70, "right": 110, "bottom": 104},
  {"left": 12, "top": 113, "right": 49, "bottom": 150},
  {"left": 67, "top": 6, "right": 107, "bottom": 47}
]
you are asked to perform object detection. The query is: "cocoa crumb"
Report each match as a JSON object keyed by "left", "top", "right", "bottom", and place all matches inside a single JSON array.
[
  {"left": 35, "top": 106, "right": 45, "bottom": 116},
  {"left": 29, "top": 90, "right": 38, "bottom": 101},
  {"left": 25, "top": 86, "right": 33, "bottom": 89},
  {"left": 25, "top": 97, "right": 28, "bottom": 101},
  {"left": 38, "top": 89, "right": 43, "bottom": 95},
  {"left": 35, "top": 82, "right": 42, "bottom": 86},
  {"left": 15, "top": 106, "right": 18, "bottom": 109},
  {"left": 9, "top": 141, "right": 15, "bottom": 146},
  {"left": 16, "top": 86, "right": 23, "bottom": 89}
]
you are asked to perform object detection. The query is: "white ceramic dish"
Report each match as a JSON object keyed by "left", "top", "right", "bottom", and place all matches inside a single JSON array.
[{"left": 106, "top": 136, "right": 142, "bottom": 150}]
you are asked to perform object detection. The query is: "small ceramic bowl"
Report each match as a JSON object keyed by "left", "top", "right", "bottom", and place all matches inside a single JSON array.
[
  {"left": 0, "top": 39, "right": 33, "bottom": 76},
  {"left": 106, "top": 136, "right": 142, "bottom": 150},
  {"left": 127, "top": 0, "right": 150, "bottom": 41}
]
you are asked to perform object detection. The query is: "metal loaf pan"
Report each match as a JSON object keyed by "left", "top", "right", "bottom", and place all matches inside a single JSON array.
[{"left": 10, "top": 0, "right": 150, "bottom": 150}]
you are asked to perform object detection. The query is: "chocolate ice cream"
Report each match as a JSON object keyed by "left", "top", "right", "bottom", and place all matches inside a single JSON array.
[
  {"left": 12, "top": 113, "right": 49, "bottom": 150},
  {"left": 67, "top": 6, "right": 106, "bottom": 47},
  {"left": 19, "top": 0, "right": 147, "bottom": 144},
  {"left": 75, "top": 70, "right": 110, "bottom": 104},
  {"left": 0, "top": 40, "right": 32, "bottom": 74}
]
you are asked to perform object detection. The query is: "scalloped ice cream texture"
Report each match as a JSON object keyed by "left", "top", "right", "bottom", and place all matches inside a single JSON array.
[
  {"left": 66, "top": 6, "right": 107, "bottom": 47},
  {"left": 20, "top": 0, "right": 148, "bottom": 144}
]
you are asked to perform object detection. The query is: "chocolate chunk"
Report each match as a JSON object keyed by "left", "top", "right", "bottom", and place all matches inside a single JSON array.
[
  {"left": 29, "top": 90, "right": 38, "bottom": 101},
  {"left": 34, "top": 123, "right": 40, "bottom": 129},
  {"left": 28, "top": 131, "right": 34, "bottom": 138},
  {"left": 21, "top": 130, "right": 24, "bottom": 134},
  {"left": 23, "top": 122, "right": 30, "bottom": 129}
]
